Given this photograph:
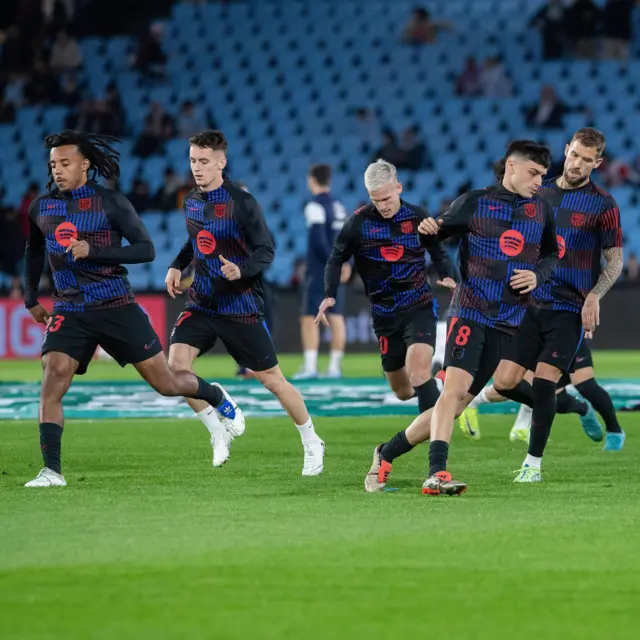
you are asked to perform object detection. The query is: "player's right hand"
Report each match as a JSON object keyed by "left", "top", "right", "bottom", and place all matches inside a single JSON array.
[
  {"left": 314, "top": 297, "right": 336, "bottom": 328},
  {"left": 165, "top": 268, "right": 182, "bottom": 299},
  {"left": 418, "top": 217, "right": 442, "bottom": 236},
  {"left": 28, "top": 304, "right": 51, "bottom": 325}
]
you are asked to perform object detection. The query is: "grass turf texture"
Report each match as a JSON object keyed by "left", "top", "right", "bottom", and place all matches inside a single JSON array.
[
  {"left": 2, "top": 413, "right": 640, "bottom": 639},
  {"left": 1, "top": 349, "right": 638, "bottom": 382}
]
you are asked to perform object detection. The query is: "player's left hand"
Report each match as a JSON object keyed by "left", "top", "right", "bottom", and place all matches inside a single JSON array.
[
  {"left": 314, "top": 297, "right": 336, "bottom": 328},
  {"left": 510, "top": 269, "right": 537, "bottom": 294},
  {"left": 582, "top": 293, "right": 600, "bottom": 332},
  {"left": 437, "top": 277, "right": 457, "bottom": 290},
  {"left": 66, "top": 238, "right": 90, "bottom": 260},
  {"left": 220, "top": 255, "right": 241, "bottom": 281},
  {"left": 340, "top": 263, "right": 352, "bottom": 284}
]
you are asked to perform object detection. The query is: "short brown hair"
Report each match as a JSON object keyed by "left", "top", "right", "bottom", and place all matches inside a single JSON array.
[
  {"left": 570, "top": 127, "right": 606, "bottom": 157},
  {"left": 189, "top": 130, "right": 228, "bottom": 153},
  {"left": 309, "top": 163, "right": 332, "bottom": 186}
]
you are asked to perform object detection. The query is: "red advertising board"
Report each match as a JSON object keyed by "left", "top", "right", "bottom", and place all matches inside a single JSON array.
[{"left": 0, "top": 295, "right": 167, "bottom": 359}]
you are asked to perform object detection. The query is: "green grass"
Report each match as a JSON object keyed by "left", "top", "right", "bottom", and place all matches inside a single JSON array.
[
  {"left": 2, "top": 349, "right": 640, "bottom": 382},
  {"left": 2, "top": 413, "right": 640, "bottom": 639}
]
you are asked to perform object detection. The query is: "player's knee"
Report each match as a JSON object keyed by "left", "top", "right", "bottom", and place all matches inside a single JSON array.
[
  {"left": 440, "top": 386, "right": 467, "bottom": 406},
  {"left": 493, "top": 371, "right": 517, "bottom": 393},
  {"left": 257, "top": 368, "right": 287, "bottom": 396},
  {"left": 148, "top": 373, "right": 181, "bottom": 397},
  {"left": 167, "top": 356, "right": 192, "bottom": 375},
  {"left": 407, "top": 370, "right": 429, "bottom": 389}
]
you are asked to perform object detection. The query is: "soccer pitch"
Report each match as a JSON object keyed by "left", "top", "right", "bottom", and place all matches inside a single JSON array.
[{"left": 2, "top": 352, "right": 640, "bottom": 639}]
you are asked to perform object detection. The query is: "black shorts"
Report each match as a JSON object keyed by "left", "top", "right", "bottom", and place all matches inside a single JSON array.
[
  {"left": 300, "top": 277, "right": 346, "bottom": 316},
  {"left": 558, "top": 340, "right": 594, "bottom": 387},
  {"left": 170, "top": 309, "right": 278, "bottom": 372},
  {"left": 443, "top": 317, "right": 514, "bottom": 397},
  {"left": 373, "top": 304, "right": 437, "bottom": 373},
  {"left": 505, "top": 309, "right": 584, "bottom": 375},
  {"left": 41, "top": 303, "right": 163, "bottom": 375}
]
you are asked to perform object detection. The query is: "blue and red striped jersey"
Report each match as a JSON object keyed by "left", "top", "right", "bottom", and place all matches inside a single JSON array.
[
  {"left": 324, "top": 201, "right": 454, "bottom": 317},
  {"left": 438, "top": 185, "right": 558, "bottom": 333},
  {"left": 170, "top": 180, "right": 274, "bottom": 324},
  {"left": 534, "top": 178, "right": 622, "bottom": 312},
  {"left": 24, "top": 181, "right": 154, "bottom": 312}
]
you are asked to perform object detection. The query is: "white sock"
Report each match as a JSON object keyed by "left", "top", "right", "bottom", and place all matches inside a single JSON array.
[
  {"left": 296, "top": 417, "right": 318, "bottom": 443},
  {"left": 435, "top": 376, "right": 444, "bottom": 393},
  {"left": 469, "top": 387, "right": 491, "bottom": 409},
  {"left": 524, "top": 454, "right": 542, "bottom": 469},
  {"left": 303, "top": 350, "right": 318, "bottom": 373},
  {"left": 328, "top": 350, "right": 343, "bottom": 373},
  {"left": 195, "top": 406, "right": 219, "bottom": 436},
  {"left": 513, "top": 404, "right": 533, "bottom": 431}
]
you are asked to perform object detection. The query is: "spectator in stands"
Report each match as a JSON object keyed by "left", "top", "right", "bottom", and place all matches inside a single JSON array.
[
  {"left": 133, "top": 23, "right": 166, "bottom": 77},
  {"left": 177, "top": 100, "right": 207, "bottom": 138},
  {"left": 372, "top": 128, "right": 404, "bottom": 166},
  {"left": 524, "top": 85, "right": 570, "bottom": 129},
  {"left": 154, "top": 168, "right": 184, "bottom": 211},
  {"left": 42, "top": 0, "right": 75, "bottom": 24},
  {"left": 127, "top": 179, "right": 153, "bottom": 213},
  {"left": 147, "top": 101, "right": 175, "bottom": 140},
  {"left": 58, "top": 73, "right": 82, "bottom": 106},
  {"left": 600, "top": 152, "right": 639, "bottom": 187},
  {"left": 455, "top": 57, "right": 481, "bottom": 97},
  {"left": 133, "top": 115, "right": 165, "bottom": 157},
  {"left": 402, "top": 7, "right": 451, "bottom": 45},
  {"left": 601, "top": 0, "right": 634, "bottom": 60},
  {"left": 352, "top": 107, "right": 379, "bottom": 146},
  {"left": 23, "top": 60, "right": 59, "bottom": 104},
  {"left": 50, "top": 29, "right": 83, "bottom": 73},
  {"left": 104, "top": 83, "right": 126, "bottom": 136},
  {"left": 0, "top": 27, "right": 34, "bottom": 75},
  {"left": 478, "top": 56, "right": 512, "bottom": 98},
  {"left": 565, "top": 0, "right": 600, "bottom": 58},
  {"left": 624, "top": 252, "right": 639, "bottom": 281},
  {"left": 398, "top": 126, "right": 430, "bottom": 171},
  {"left": 529, "top": 0, "right": 567, "bottom": 60}
]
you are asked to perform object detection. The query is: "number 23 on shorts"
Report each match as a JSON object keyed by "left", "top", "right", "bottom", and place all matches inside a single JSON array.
[
  {"left": 46, "top": 315, "right": 66, "bottom": 333},
  {"left": 447, "top": 318, "right": 471, "bottom": 346}
]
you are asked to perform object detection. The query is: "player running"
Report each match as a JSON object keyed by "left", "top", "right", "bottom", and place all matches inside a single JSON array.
[
  {"left": 165, "top": 130, "right": 324, "bottom": 475},
  {"left": 23, "top": 131, "right": 229, "bottom": 488},
  {"left": 316, "top": 159, "right": 456, "bottom": 418},
  {"left": 295, "top": 163, "right": 349, "bottom": 379},
  {"left": 363, "top": 140, "right": 558, "bottom": 494},
  {"left": 476, "top": 129, "right": 624, "bottom": 481}
]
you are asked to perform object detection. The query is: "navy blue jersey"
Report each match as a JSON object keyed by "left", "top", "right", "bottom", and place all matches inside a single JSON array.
[
  {"left": 437, "top": 185, "right": 558, "bottom": 333},
  {"left": 171, "top": 180, "right": 274, "bottom": 324},
  {"left": 304, "top": 192, "right": 347, "bottom": 277},
  {"left": 24, "top": 181, "right": 154, "bottom": 312},
  {"left": 324, "top": 201, "right": 454, "bottom": 317},
  {"left": 534, "top": 178, "right": 622, "bottom": 313}
]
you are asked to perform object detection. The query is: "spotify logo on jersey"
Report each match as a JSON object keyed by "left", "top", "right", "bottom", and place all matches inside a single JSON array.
[
  {"left": 499, "top": 230, "right": 524, "bottom": 257},
  {"left": 197, "top": 230, "right": 216, "bottom": 255}
]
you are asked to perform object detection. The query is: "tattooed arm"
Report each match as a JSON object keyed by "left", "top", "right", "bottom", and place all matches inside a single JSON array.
[{"left": 582, "top": 247, "right": 623, "bottom": 332}]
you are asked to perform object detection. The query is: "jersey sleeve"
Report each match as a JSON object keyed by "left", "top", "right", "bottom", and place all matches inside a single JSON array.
[
  {"left": 305, "top": 201, "right": 334, "bottom": 263},
  {"left": 534, "top": 200, "right": 559, "bottom": 285},
  {"left": 88, "top": 192, "right": 156, "bottom": 264},
  {"left": 170, "top": 239, "right": 194, "bottom": 271},
  {"left": 23, "top": 200, "right": 46, "bottom": 309},
  {"left": 235, "top": 195, "right": 275, "bottom": 279},
  {"left": 411, "top": 206, "right": 456, "bottom": 280},
  {"left": 324, "top": 213, "right": 360, "bottom": 299},
  {"left": 599, "top": 194, "right": 623, "bottom": 249},
  {"left": 435, "top": 191, "right": 479, "bottom": 239}
]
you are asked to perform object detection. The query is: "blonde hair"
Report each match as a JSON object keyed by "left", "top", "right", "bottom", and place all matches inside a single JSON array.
[{"left": 364, "top": 159, "right": 397, "bottom": 191}]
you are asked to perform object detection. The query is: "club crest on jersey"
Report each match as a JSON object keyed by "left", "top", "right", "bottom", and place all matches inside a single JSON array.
[
  {"left": 571, "top": 212, "right": 585, "bottom": 227},
  {"left": 380, "top": 245, "right": 405, "bottom": 262},
  {"left": 499, "top": 230, "right": 524, "bottom": 257},
  {"left": 214, "top": 204, "right": 227, "bottom": 218},
  {"left": 78, "top": 198, "right": 92, "bottom": 211},
  {"left": 524, "top": 203, "right": 537, "bottom": 218},
  {"left": 400, "top": 220, "right": 413, "bottom": 234},
  {"left": 196, "top": 230, "right": 216, "bottom": 254}
]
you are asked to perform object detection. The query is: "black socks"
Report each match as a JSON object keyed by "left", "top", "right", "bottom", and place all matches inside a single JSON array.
[
  {"left": 575, "top": 379, "right": 622, "bottom": 433},
  {"left": 528, "top": 378, "right": 557, "bottom": 458},
  {"left": 556, "top": 389, "right": 587, "bottom": 416},
  {"left": 414, "top": 378, "right": 441, "bottom": 414},
  {"left": 194, "top": 377, "right": 224, "bottom": 407},
  {"left": 39, "top": 422, "right": 63, "bottom": 474},
  {"left": 495, "top": 380, "right": 534, "bottom": 408},
  {"left": 428, "top": 440, "right": 449, "bottom": 477},
  {"left": 380, "top": 430, "right": 414, "bottom": 463}
]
